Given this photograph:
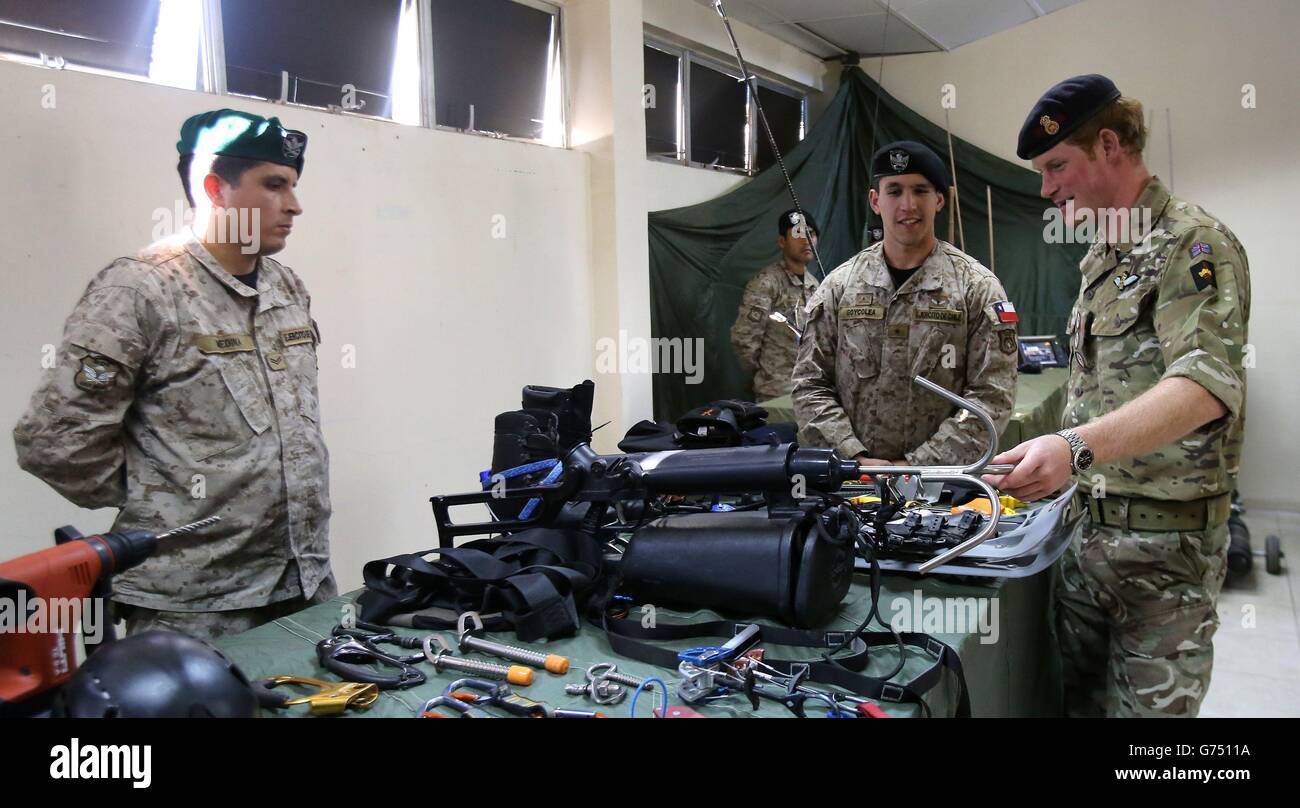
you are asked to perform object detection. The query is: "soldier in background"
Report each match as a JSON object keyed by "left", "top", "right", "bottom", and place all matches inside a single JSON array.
[
  {"left": 793, "top": 141, "right": 1019, "bottom": 467},
  {"left": 730, "top": 209, "right": 820, "bottom": 401},
  {"left": 986, "top": 75, "right": 1250, "bottom": 717},
  {"left": 14, "top": 109, "right": 335, "bottom": 641}
]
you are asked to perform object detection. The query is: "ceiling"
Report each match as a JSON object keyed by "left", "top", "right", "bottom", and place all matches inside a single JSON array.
[{"left": 696, "top": 0, "right": 1087, "bottom": 59}]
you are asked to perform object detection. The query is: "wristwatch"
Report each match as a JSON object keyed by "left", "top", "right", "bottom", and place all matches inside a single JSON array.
[{"left": 1055, "top": 428, "right": 1094, "bottom": 473}]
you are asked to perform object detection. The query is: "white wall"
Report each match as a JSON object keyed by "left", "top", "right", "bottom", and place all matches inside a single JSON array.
[
  {"left": 645, "top": 159, "right": 747, "bottom": 211},
  {"left": 0, "top": 62, "right": 594, "bottom": 586},
  {"left": 874, "top": 0, "right": 1300, "bottom": 510}
]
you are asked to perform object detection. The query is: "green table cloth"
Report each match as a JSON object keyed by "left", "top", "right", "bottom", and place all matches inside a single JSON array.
[{"left": 219, "top": 568, "right": 1060, "bottom": 718}]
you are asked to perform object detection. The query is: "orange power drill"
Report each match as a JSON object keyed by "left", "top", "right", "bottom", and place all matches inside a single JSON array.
[{"left": 0, "top": 516, "right": 220, "bottom": 715}]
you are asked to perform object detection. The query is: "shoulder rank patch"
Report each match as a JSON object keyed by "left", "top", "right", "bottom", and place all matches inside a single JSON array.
[
  {"left": 1189, "top": 241, "right": 1213, "bottom": 259},
  {"left": 747, "top": 307, "right": 765, "bottom": 323},
  {"left": 74, "top": 354, "right": 119, "bottom": 392},
  {"left": 999, "top": 331, "right": 1018, "bottom": 355},
  {"left": 1190, "top": 260, "right": 1217, "bottom": 291}
]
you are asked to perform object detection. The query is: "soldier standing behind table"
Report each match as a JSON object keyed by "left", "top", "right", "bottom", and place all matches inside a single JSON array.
[
  {"left": 986, "top": 75, "right": 1250, "bottom": 717},
  {"left": 793, "top": 140, "right": 1019, "bottom": 467},
  {"left": 730, "top": 209, "right": 821, "bottom": 401}
]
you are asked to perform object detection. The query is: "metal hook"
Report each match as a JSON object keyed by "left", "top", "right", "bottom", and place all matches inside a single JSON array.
[
  {"left": 422, "top": 633, "right": 452, "bottom": 664},
  {"left": 456, "top": 610, "right": 485, "bottom": 638}
]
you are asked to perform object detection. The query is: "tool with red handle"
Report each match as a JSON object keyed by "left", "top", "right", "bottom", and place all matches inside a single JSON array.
[
  {"left": 856, "top": 700, "right": 891, "bottom": 718},
  {"left": 0, "top": 517, "right": 220, "bottom": 715}
]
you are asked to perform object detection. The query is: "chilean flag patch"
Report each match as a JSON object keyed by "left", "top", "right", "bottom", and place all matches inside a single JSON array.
[{"left": 993, "top": 301, "right": 1019, "bottom": 324}]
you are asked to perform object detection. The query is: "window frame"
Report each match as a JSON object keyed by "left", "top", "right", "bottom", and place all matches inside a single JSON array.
[
  {"left": 0, "top": 0, "right": 567, "bottom": 148},
  {"left": 0, "top": 0, "right": 200, "bottom": 89},
  {"left": 424, "top": 0, "right": 566, "bottom": 144},
  {"left": 643, "top": 33, "right": 807, "bottom": 177},
  {"left": 750, "top": 76, "right": 807, "bottom": 174},
  {"left": 643, "top": 38, "right": 685, "bottom": 164}
]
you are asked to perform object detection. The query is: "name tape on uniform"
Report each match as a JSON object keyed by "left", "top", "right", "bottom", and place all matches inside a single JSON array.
[
  {"left": 841, "top": 305, "right": 885, "bottom": 320},
  {"left": 915, "top": 306, "right": 963, "bottom": 324},
  {"left": 194, "top": 334, "right": 256, "bottom": 354},
  {"left": 280, "top": 326, "right": 315, "bottom": 347}
]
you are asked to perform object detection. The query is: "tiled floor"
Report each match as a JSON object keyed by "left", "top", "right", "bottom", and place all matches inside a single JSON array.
[{"left": 1200, "top": 508, "right": 1300, "bottom": 718}]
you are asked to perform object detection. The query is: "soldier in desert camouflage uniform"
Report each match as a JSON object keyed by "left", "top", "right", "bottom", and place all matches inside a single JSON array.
[
  {"left": 730, "top": 209, "right": 821, "bottom": 401},
  {"left": 793, "top": 141, "right": 1020, "bottom": 466},
  {"left": 13, "top": 109, "right": 335, "bottom": 641},
  {"left": 988, "top": 76, "right": 1249, "bottom": 717}
]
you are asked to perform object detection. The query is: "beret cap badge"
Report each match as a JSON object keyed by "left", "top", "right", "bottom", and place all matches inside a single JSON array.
[
  {"left": 888, "top": 149, "right": 910, "bottom": 172},
  {"left": 282, "top": 132, "right": 306, "bottom": 160},
  {"left": 1039, "top": 115, "right": 1060, "bottom": 135}
]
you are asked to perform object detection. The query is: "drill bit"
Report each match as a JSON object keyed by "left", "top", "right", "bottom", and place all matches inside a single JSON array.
[{"left": 155, "top": 516, "right": 222, "bottom": 539}]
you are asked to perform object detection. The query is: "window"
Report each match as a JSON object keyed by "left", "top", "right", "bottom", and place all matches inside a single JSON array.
[
  {"left": 643, "top": 44, "right": 680, "bottom": 160},
  {"left": 645, "top": 37, "right": 806, "bottom": 175},
  {"left": 754, "top": 84, "right": 804, "bottom": 173},
  {"left": 0, "top": 0, "right": 201, "bottom": 88},
  {"left": 0, "top": 0, "right": 565, "bottom": 147},
  {"left": 689, "top": 60, "right": 747, "bottom": 171},
  {"left": 222, "top": 0, "right": 405, "bottom": 119},
  {"left": 429, "top": 0, "right": 561, "bottom": 143}
]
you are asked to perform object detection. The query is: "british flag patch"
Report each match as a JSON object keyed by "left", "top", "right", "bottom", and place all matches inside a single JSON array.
[
  {"left": 993, "top": 301, "right": 1019, "bottom": 324},
  {"left": 1190, "top": 241, "right": 1213, "bottom": 258}
]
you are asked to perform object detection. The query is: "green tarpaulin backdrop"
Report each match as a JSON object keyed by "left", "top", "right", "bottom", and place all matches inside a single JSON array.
[{"left": 647, "top": 66, "right": 1085, "bottom": 420}]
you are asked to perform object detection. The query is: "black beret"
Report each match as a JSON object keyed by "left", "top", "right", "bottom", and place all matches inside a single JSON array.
[
  {"left": 1016, "top": 74, "right": 1121, "bottom": 160},
  {"left": 178, "top": 108, "right": 307, "bottom": 177},
  {"left": 777, "top": 208, "right": 819, "bottom": 237},
  {"left": 871, "top": 141, "right": 948, "bottom": 196}
]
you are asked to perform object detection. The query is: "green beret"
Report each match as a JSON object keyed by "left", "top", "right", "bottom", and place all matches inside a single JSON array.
[
  {"left": 177, "top": 108, "right": 307, "bottom": 177},
  {"left": 1017, "top": 74, "right": 1121, "bottom": 160}
]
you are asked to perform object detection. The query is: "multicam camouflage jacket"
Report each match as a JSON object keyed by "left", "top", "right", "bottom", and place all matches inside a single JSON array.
[{"left": 1065, "top": 176, "right": 1250, "bottom": 500}]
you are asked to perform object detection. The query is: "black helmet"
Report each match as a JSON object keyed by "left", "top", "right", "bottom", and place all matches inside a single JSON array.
[{"left": 54, "top": 631, "right": 259, "bottom": 717}]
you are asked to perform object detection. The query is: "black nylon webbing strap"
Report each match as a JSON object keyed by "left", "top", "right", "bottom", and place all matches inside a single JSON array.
[
  {"left": 593, "top": 609, "right": 971, "bottom": 717},
  {"left": 356, "top": 528, "right": 601, "bottom": 641}
]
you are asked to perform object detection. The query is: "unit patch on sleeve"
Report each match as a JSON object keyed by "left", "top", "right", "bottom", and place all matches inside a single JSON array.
[{"left": 1190, "top": 260, "right": 1217, "bottom": 291}]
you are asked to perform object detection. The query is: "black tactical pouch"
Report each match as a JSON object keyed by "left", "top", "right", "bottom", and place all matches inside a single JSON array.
[
  {"left": 488, "top": 409, "right": 560, "bottom": 521},
  {"left": 521, "top": 380, "right": 594, "bottom": 456}
]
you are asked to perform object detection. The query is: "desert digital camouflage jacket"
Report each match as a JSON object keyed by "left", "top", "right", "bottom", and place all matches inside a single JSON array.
[
  {"left": 730, "top": 260, "right": 820, "bottom": 401},
  {"left": 793, "top": 240, "right": 1018, "bottom": 464},
  {"left": 14, "top": 231, "right": 332, "bottom": 610}
]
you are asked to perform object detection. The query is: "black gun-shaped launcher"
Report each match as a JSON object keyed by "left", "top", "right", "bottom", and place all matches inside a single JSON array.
[{"left": 432, "top": 377, "right": 1016, "bottom": 572}]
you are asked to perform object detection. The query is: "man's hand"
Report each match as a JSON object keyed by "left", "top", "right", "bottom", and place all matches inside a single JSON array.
[
  {"left": 855, "top": 454, "right": 895, "bottom": 467},
  {"left": 981, "top": 435, "right": 1072, "bottom": 501}
]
